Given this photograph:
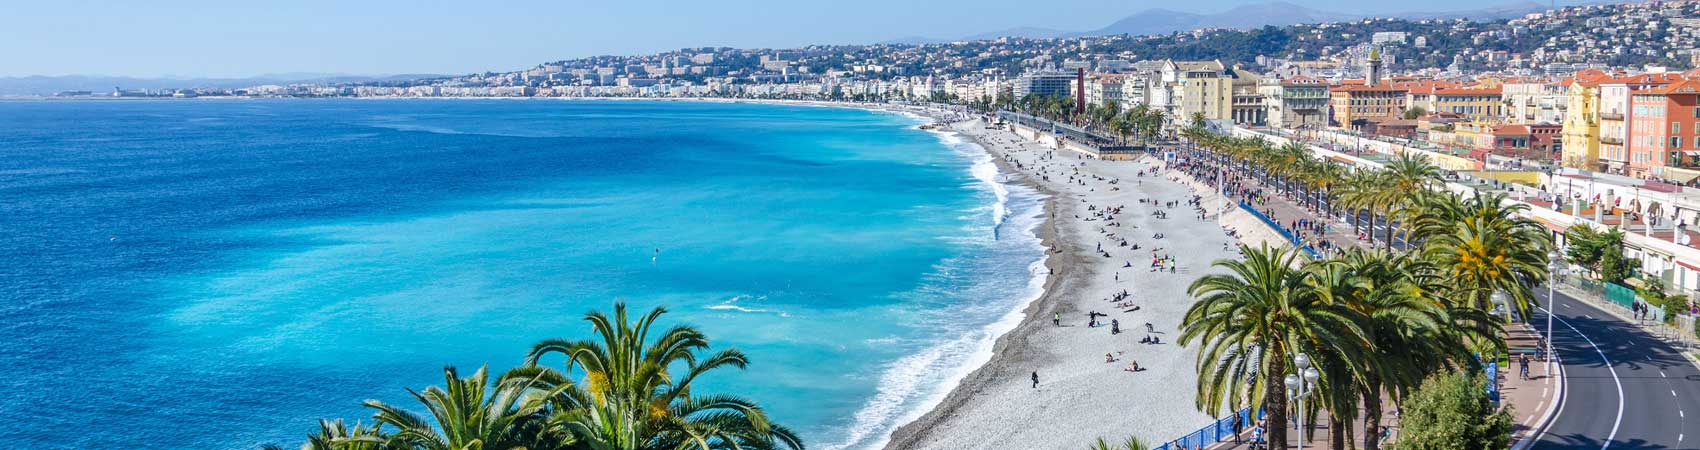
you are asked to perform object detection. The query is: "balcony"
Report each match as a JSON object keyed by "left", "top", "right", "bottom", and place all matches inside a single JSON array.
[
  {"left": 1600, "top": 112, "right": 1625, "bottom": 120},
  {"left": 1601, "top": 136, "right": 1625, "bottom": 145}
]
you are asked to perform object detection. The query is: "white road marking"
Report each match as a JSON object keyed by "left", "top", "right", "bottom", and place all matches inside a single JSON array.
[
  {"left": 1587, "top": 314, "right": 1596, "bottom": 320},
  {"left": 1663, "top": 371, "right": 1668, "bottom": 378},
  {"left": 1554, "top": 315, "right": 1624, "bottom": 450},
  {"left": 1674, "top": 390, "right": 1680, "bottom": 397}
]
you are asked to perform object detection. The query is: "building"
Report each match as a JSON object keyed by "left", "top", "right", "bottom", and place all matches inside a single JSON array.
[
  {"left": 1014, "top": 70, "right": 1076, "bottom": 98},
  {"left": 1628, "top": 79, "right": 1700, "bottom": 177},
  {"left": 1502, "top": 78, "right": 1568, "bottom": 125},
  {"left": 1428, "top": 87, "right": 1504, "bottom": 122},
  {"left": 1170, "top": 60, "right": 1232, "bottom": 123},
  {"left": 1229, "top": 68, "right": 1265, "bottom": 125},
  {"left": 1079, "top": 73, "right": 1127, "bottom": 108},
  {"left": 1599, "top": 73, "right": 1685, "bottom": 174},
  {"left": 1262, "top": 75, "right": 1330, "bottom": 129},
  {"left": 1562, "top": 70, "right": 1610, "bottom": 170},
  {"left": 1330, "top": 83, "right": 1407, "bottom": 128}
]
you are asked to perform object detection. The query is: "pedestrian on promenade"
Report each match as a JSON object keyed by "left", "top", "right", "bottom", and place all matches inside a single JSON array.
[
  {"left": 1031, "top": 371, "right": 1039, "bottom": 388},
  {"left": 1519, "top": 353, "right": 1531, "bottom": 380},
  {"left": 1053, "top": 312, "right": 1060, "bottom": 326},
  {"left": 1233, "top": 411, "right": 1244, "bottom": 443}
]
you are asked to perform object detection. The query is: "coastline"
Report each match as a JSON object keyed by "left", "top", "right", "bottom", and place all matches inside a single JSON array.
[{"left": 873, "top": 112, "right": 1238, "bottom": 449}]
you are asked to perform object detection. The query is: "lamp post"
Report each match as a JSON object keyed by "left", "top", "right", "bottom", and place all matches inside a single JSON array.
[
  {"left": 1547, "top": 249, "right": 1566, "bottom": 363},
  {"left": 1492, "top": 290, "right": 1511, "bottom": 323},
  {"left": 1285, "top": 353, "right": 1321, "bottom": 450}
]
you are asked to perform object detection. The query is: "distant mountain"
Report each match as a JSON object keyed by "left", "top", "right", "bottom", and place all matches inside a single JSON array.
[
  {"left": 888, "top": 0, "right": 1551, "bottom": 44},
  {"left": 0, "top": 73, "right": 446, "bottom": 96}
]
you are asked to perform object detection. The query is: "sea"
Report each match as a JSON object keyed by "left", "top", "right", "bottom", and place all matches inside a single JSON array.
[{"left": 0, "top": 99, "right": 1048, "bottom": 450}]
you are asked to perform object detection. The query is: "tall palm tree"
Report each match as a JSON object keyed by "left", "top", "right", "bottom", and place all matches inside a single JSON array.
[
  {"left": 1181, "top": 244, "right": 1369, "bottom": 450},
  {"left": 1336, "top": 170, "right": 1388, "bottom": 247},
  {"left": 525, "top": 303, "right": 803, "bottom": 450},
  {"left": 363, "top": 365, "right": 566, "bottom": 450},
  {"left": 1411, "top": 192, "right": 1552, "bottom": 323},
  {"left": 1377, "top": 153, "right": 1445, "bottom": 249}
]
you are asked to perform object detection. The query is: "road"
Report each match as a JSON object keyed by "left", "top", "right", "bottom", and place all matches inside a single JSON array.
[
  {"left": 1178, "top": 146, "right": 1699, "bottom": 449},
  {"left": 1529, "top": 287, "right": 1700, "bottom": 450}
]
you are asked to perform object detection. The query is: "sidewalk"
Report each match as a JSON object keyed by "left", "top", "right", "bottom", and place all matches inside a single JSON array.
[
  {"left": 1503, "top": 323, "right": 1560, "bottom": 448},
  {"left": 1169, "top": 149, "right": 1562, "bottom": 449}
]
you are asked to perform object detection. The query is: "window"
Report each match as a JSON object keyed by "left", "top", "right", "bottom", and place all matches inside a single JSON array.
[
  {"left": 1676, "top": 122, "right": 1683, "bottom": 134},
  {"left": 1674, "top": 136, "right": 1683, "bottom": 149}
]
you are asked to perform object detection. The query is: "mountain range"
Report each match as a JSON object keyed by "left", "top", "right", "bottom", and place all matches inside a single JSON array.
[
  {"left": 883, "top": 0, "right": 1551, "bottom": 44},
  {"left": 0, "top": 73, "right": 444, "bottom": 96}
]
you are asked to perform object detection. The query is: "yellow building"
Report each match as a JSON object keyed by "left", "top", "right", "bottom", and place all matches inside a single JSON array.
[
  {"left": 1177, "top": 60, "right": 1232, "bottom": 122},
  {"left": 1430, "top": 87, "right": 1504, "bottom": 122},
  {"left": 1560, "top": 72, "right": 1605, "bottom": 170}
]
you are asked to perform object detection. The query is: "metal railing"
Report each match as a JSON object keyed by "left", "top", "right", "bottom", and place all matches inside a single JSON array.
[
  {"left": 1238, "top": 200, "right": 1323, "bottom": 259},
  {"left": 1153, "top": 407, "right": 1263, "bottom": 450}
]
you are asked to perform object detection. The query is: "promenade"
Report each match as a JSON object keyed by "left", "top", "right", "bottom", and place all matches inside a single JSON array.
[{"left": 1156, "top": 144, "right": 1560, "bottom": 450}]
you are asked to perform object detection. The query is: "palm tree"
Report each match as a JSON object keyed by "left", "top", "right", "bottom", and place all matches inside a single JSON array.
[
  {"left": 262, "top": 419, "right": 399, "bottom": 450},
  {"left": 1410, "top": 192, "right": 1552, "bottom": 323},
  {"left": 1377, "top": 153, "right": 1445, "bottom": 249},
  {"left": 1181, "top": 244, "right": 1369, "bottom": 450},
  {"left": 525, "top": 303, "right": 803, "bottom": 450},
  {"left": 1085, "top": 435, "right": 1148, "bottom": 450},
  {"left": 363, "top": 365, "right": 567, "bottom": 450},
  {"left": 1336, "top": 170, "right": 1390, "bottom": 248}
]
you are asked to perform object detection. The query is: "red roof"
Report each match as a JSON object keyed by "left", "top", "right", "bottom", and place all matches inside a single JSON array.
[
  {"left": 1433, "top": 87, "right": 1502, "bottom": 96},
  {"left": 1644, "top": 79, "right": 1700, "bottom": 95}
]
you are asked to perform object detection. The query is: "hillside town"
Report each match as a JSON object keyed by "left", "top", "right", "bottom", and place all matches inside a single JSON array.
[{"left": 65, "top": 0, "right": 1700, "bottom": 300}]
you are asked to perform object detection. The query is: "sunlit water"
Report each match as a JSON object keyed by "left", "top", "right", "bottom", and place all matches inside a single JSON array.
[{"left": 0, "top": 99, "right": 1045, "bottom": 449}]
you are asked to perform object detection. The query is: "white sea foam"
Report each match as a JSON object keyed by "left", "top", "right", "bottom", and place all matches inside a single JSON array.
[
  {"left": 822, "top": 120, "right": 1051, "bottom": 450},
  {"left": 704, "top": 294, "right": 788, "bottom": 317}
]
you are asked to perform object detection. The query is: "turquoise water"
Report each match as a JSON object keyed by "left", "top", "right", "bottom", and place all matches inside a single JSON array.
[{"left": 0, "top": 99, "right": 1046, "bottom": 449}]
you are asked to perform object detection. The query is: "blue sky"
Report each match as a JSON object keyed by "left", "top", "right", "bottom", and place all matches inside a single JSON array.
[{"left": 3, "top": 0, "right": 1535, "bottom": 78}]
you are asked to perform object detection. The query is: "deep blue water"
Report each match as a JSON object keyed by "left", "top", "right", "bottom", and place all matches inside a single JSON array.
[{"left": 0, "top": 99, "right": 1046, "bottom": 450}]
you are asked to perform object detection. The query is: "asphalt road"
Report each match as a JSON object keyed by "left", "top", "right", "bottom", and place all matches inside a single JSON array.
[{"left": 1529, "top": 287, "right": 1700, "bottom": 450}]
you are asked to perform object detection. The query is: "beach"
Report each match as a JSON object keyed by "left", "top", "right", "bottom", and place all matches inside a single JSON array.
[{"left": 874, "top": 113, "right": 1253, "bottom": 449}]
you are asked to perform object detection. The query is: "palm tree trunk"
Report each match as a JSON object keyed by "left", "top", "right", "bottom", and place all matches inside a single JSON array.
[
  {"left": 1363, "top": 383, "right": 1383, "bottom": 450},
  {"left": 1267, "top": 355, "right": 1291, "bottom": 450},
  {"left": 1384, "top": 209, "right": 1397, "bottom": 251},
  {"left": 1330, "top": 415, "right": 1347, "bottom": 450}
]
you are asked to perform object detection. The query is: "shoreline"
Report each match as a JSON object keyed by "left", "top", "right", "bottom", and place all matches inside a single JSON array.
[
  {"left": 877, "top": 113, "right": 1237, "bottom": 449},
  {"left": 879, "top": 118, "right": 1076, "bottom": 449}
]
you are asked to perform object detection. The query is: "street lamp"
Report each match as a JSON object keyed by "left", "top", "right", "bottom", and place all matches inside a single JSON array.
[
  {"left": 1285, "top": 353, "right": 1321, "bottom": 450},
  {"left": 1491, "top": 290, "right": 1512, "bottom": 324},
  {"left": 1546, "top": 249, "right": 1566, "bottom": 363}
]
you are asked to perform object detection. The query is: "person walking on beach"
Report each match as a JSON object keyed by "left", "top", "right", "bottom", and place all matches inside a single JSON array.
[
  {"left": 1031, "top": 371, "right": 1039, "bottom": 388},
  {"left": 1053, "top": 312, "right": 1061, "bottom": 327}
]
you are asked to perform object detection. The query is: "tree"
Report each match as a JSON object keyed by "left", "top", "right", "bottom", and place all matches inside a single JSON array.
[
  {"left": 1391, "top": 372, "right": 1514, "bottom": 450},
  {"left": 1085, "top": 436, "right": 1148, "bottom": 450},
  {"left": 363, "top": 365, "right": 566, "bottom": 450},
  {"left": 262, "top": 419, "right": 400, "bottom": 450},
  {"left": 1410, "top": 192, "right": 1551, "bottom": 323},
  {"left": 1402, "top": 107, "right": 1427, "bottom": 120},
  {"left": 525, "top": 303, "right": 803, "bottom": 450},
  {"left": 1378, "top": 153, "right": 1444, "bottom": 250},
  {"left": 1182, "top": 244, "right": 1368, "bottom": 450}
]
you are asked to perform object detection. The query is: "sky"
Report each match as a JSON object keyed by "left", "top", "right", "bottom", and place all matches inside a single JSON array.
[{"left": 1, "top": 0, "right": 1546, "bottom": 78}]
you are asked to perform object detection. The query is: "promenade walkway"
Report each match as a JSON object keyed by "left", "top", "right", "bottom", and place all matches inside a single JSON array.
[{"left": 1159, "top": 144, "right": 1559, "bottom": 449}]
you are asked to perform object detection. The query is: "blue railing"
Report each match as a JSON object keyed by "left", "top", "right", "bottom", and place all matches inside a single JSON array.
[
  {"left": 1238, "top": 200, "right": 1322, "bottom": 259},
  {"left": 1153, "top": 407, "right": 1264, "bottom": 450}
]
